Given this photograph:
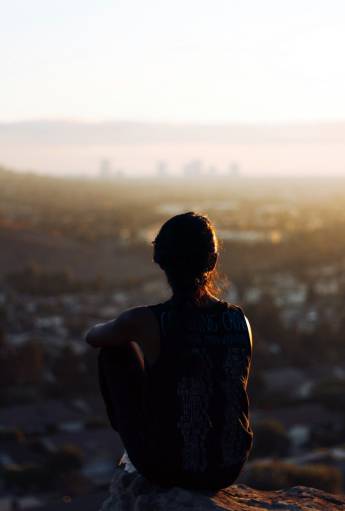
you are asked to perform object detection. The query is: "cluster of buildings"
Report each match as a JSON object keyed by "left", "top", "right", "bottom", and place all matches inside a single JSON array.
[{"left": 98, "top": 158, "right": 242, "bottom": 179}]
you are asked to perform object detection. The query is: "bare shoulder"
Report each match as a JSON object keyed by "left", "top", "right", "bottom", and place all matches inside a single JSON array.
[
  {"left": 118, "top": 305, "right": 159, "bottom": 340},
  {"left": 119, "top": 305, "right": 156, "bottom": 327},
  {"left": 119, "top": 305, "right": 160, "bottom": 361}
]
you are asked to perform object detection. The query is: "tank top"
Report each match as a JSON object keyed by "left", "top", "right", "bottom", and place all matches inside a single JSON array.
[{"left": 141, "top": 297, "right": 253, "bottom": 487}]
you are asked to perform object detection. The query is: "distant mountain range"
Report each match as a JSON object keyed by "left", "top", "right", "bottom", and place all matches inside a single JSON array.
[
  {"left": 1, "top": 120, "right": 345, "bottom": 144},
  {"left": 0, "top": 120, "right": 344, "bottom": 176}
]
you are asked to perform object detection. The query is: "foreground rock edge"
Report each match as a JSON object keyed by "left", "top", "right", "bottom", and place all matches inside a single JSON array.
[{"left": 100, "top": 468, "right": 345, "bottom": 510}]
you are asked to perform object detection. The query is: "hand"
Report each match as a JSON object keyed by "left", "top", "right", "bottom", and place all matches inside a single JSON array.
[{"left": 84, "top": 324, "right": 102, "bottom": 348}]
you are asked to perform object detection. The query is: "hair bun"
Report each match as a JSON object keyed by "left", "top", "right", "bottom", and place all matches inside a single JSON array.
[{"left": 152, "top": 212, "right": 219, "bottom": 300}]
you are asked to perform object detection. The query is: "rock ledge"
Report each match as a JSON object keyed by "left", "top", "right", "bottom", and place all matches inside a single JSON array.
[{"left": 100, "top": 468, "right": 345, "bottom": 510}]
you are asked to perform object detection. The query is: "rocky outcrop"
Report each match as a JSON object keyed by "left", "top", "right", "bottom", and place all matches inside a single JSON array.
[{"left": 100, "top": 468, "right": 345, "bottom": 510}]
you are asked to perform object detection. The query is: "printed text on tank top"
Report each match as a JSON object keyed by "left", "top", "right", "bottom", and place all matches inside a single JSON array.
[{"left": 146, "top": 299, "right": 253, "bottom": 473}]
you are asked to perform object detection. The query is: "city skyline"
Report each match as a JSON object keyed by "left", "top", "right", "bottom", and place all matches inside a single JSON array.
[{"left": 1, "top": 119, "right": 344, "bottom": 177}]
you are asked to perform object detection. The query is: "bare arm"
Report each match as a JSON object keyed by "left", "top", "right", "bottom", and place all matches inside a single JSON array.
[
  {"left": 244, "top": 315, "right": 253, "bottom": 352},
  {"left": 85, "top": 307, "right": 146, "bottom": 348},
  {"left": 243, "top": 315, "right": 253, "bottom": 389}
]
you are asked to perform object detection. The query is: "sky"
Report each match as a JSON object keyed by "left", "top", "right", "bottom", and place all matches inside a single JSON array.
[{"left": 1, "top": 0, "right": 345, "bottom": 124}]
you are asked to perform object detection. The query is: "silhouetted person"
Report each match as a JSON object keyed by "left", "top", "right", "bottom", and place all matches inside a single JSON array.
[{"left": 86, "top": 212, "right": 253, "bottom": 490}]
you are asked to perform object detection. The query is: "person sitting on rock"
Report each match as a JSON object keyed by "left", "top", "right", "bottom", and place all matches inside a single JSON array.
[{"left": 86, "top": 212, "right": 254, "bottom": 491}]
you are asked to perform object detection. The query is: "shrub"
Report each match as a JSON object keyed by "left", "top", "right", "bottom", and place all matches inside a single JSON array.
[
  {"left": 250, "top": 419, "right": 291, "bottom": 458},
  {"left": 312, "top": 378, "right": 345, "bottom": 410},
  {"left": 3, "top": 464, "right": 50, "bottom": 490},
  {"left": 245, "top": 460, "right": 343, "bottom": 493},
  {"left": 45, "top": 444, "right": 84, "bottom": 475}
]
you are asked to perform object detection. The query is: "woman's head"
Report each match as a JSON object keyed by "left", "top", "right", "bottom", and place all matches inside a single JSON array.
[{"left": 153, "top": 212, "right": 219, "bottom": 302}]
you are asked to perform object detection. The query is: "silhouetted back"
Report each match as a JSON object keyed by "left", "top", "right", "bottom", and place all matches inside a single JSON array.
[{"left": 142, "top": 297, "right": 253, "bottom": 489}]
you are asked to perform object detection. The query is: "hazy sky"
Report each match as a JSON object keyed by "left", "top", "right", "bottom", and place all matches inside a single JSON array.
[{"left": 1, "top": 0, "right": 345, "bottom": 123}]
